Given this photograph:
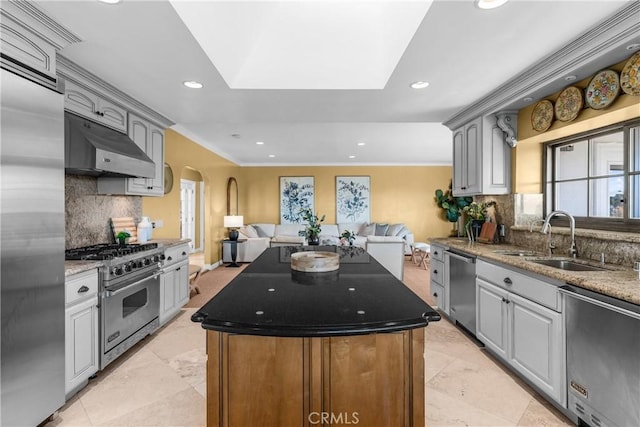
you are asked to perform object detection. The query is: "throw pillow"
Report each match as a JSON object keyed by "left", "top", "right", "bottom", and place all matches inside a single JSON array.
[
  {"left": 375, "top": 223, "right": 389, "bottom": 236},
  {"left": 253, "top": 225, "right": 269, "bottom": 238},
  {"left": 386, "top": 223, "right": 403, "bottom": 236},
  {"left": 241, "top": 225, "right": 259, "bottom": 238},
  {"left": 362, "top": 223, "right": 377, "bottom": 236}
]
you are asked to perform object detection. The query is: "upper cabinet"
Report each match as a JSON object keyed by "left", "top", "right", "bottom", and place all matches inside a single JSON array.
[
  {"left": 57, "top": 55, "right": 173, "bottom": 196},
  {"left": 452, "top": 113, "right": 515, "bottom": 196},
  {"left": 0, "top": 0, "right": 79, "bottom": 90},
  {"left": 63, "top": 80, "right": 127, "bottom": 132},
  {"left": 97, "top": 113, "right": 165, "bottom": 196}
]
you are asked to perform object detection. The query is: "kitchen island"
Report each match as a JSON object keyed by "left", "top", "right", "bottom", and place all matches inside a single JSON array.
[{"left": 192, "top": 246, "right": 440, "bottom": 427}]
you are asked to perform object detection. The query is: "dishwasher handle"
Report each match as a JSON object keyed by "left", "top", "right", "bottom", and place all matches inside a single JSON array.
[
  {"left": 445, "top": 251, "right": 475, "bottom": 263},
  {"left": 560, "top": 285, "right": 640, "bottom": 321}
]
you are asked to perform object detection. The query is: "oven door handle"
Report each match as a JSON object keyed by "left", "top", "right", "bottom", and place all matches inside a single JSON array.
[{"left": 106, "top": 272, "right": 161, "bottom": 297}]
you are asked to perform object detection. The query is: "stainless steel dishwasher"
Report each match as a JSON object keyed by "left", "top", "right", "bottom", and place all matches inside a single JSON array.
[
  {"left": 445, "top": 250, "right": 477, "bottom": 336},
  {"left": 560, "top": 284, "right": 640, "bottom": 427}
]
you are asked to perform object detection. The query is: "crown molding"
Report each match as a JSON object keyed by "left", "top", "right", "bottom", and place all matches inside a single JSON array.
[
  {"left": 444, "top": 2, "right": 640, "bottom": 130},
  {"left": 1, "top": 0, "right": 81, "bottom": 48}
]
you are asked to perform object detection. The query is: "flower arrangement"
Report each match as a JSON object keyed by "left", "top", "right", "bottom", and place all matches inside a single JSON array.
[
  {"left": 463, "top": 201, "right": 496, "bottom": 222},
  {"left": 301, "top": 209, "right": 325, "bottom": 242},
  {"left": 340, "top": 229, "right": 356, "bottom": 246}
]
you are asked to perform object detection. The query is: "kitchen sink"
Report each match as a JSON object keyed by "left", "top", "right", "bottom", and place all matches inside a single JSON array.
[
  {"left": 493, "top": 250, "right": 539, "bottom": 257},
  {"left": 530, "top": 259, "right": 607, "bottom": 272}
]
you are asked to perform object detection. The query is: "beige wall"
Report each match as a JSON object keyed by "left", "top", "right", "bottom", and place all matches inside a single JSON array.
[
  {"left": 144, "top": 133, "right": 457, "bottom": 265},
  {"left": 514, "top": 57, "right": 640, "bottom": 192},
  {"left": 142, "top": 129, "right": 240, "bottom": 263},
  {"left": 237, "top": 166, "right": 455, "bottom": 243}
]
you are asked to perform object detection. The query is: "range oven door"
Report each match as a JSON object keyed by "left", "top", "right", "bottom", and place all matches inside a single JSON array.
[{"left": 102, "top": 271, "right": 160, "bottom": 354}]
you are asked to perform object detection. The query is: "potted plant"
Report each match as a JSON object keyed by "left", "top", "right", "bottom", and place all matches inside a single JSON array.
[
  {"left": 116, "top": 230, "right": 131, "bottom": 246},
  {"left": 434, "top": 182, "right": 472, "bottom": 235},
  {"left": 301, "top": 209, "right": 325, "bottom": 245}
]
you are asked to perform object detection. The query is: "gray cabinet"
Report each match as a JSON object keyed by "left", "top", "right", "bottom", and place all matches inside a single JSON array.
[
  {"left": 0, "top": 0, "right": 78, "bottom": 89},
  {"left": 97, "top": 113, "right": 165, "bottom": 196},
  {"left": 64, "top": 269, "right": 99, "bottom": 399},
  {"left": 159, "top": 243, "right": 190, "bottom": 326},
  {"left": 63, "top": 80, "right": 127, "bottom": 132},
  {"left": 452, "top": 114, "right": 513, "bottom": 196},
  {"left": 429, "top": 243, "right": 448, "bottom": 314},
  {"left": 476, "top": 260, "right": 565, "bottom": 406}
]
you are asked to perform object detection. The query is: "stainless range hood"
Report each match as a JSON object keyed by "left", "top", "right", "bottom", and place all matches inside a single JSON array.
[{"left": 65, "top": 112, "right": 155, "bottom": 178}]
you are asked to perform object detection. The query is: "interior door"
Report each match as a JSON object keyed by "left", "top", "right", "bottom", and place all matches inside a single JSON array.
[{"left": 180, "top": 179, "right": 196, "bottom": 251}]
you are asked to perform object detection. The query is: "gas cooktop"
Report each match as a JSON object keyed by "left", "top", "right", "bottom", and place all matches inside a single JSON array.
[{"left": 65, "top": 243, "right": 159, "bottom": 261}]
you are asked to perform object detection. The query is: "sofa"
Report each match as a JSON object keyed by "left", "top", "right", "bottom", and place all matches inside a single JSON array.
[{"left": 222, "top": 222, "right": 414, "bottom": 263}]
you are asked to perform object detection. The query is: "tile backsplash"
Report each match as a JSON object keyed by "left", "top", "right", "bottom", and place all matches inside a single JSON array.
[{"left": 65, "top": 175, "right": 141, "bottom": 248}]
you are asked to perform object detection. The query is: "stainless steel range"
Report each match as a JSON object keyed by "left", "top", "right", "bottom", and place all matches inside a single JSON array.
[{"left": 65, "top": 243, "right": 164, "bottom": 369}]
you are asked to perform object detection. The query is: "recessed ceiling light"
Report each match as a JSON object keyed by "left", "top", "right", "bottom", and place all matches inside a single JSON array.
[
  {"left": 183, "top": 81, "right": 203, "bottom": 89},
  {"left": 256, "top": 141, "right": 264, "bottom": 145},
  {"left": 626, "top": 43, "right": 640, "bottom": 51},
  {"left": 476, "top": 0, "right": 509, "bottom": 10},
  {"left": 357, "top": 142, "right": 366, "bottom": 146},
  {"left": 410, "top": 81, "right": 430, "bottom": 89},
  {"left": 268, "top": 154, "right": 276, "bottom": 158},
  {"left": 98, "top": 0, "right": 121, "bottom": 4},
  {"left": 565, "top": 75, "right": 577, "bottom": 82},
  {"left": 348, "top": 155, "right": 356, "bottom": 159},
  {"left": 523, "top": 96, "right": 533, "bottom": 102}
]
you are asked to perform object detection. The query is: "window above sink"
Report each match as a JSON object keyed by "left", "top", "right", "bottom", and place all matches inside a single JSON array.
[{"left": 544, "top": 119, "right": 640, "bottom": 232}]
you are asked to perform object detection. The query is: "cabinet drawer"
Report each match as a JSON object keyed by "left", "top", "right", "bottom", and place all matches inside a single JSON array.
[
  {"left": 476, "top": 260, "right": 559, "bottom": 311},
  {"left": 66, "top": 269, "right": 99, "bottom": 305},
  {"left": 164, "top": 244, "right": 190, "bottom": 266},
  {"left": 430, "top": 259, "right": 444, "bottom": 285},
  {"left": 431, "top": 282, "right": 445, "bottom": 311},
  {"left": 430, "top": 245, "right": 445, "bottom": 262}
]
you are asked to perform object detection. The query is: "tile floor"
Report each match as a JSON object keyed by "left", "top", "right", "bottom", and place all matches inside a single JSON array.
[{"left": 45, "top": 258, "right": 574, "bottom": 426}]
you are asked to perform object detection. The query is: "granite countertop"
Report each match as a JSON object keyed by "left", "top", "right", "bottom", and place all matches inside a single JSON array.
[
  {"left": 150, "top": 238, "right": 191, "bottom": 248},
  {"left": 192, "top": 246, "right": 441, "bottom": 337},
  {"left": 65, "top": 260, "right": 103, "bottom": 277},
  {"left": 430, "top": 238, "right": 640, "bottom": 306}
]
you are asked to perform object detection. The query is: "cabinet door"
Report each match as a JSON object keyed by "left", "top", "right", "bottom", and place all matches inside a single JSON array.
[
  {"left": 463, "top": 117, "right": 481, "bottom": 194},
  {"left": 65, "top": 296, "right": 99, "bottom": 396},
  {"left": 147, "top": 125, "right": 164, "bottom": 195},
  {"left": 175, "top": 261, "right": 190, "bottom": 307},
  {"left": 476, "top": 278, "right": 508, "bottom": 360},
  {"left": 96, "top": 98, "right": 127, "bottom": 133},
  {"left": 508, "top": 292, "right": 564, "bottom": 405},
  {"left": 127, "top": 114, "right": 152, "bottom": 193},
  {"left": 64, "top": 80, "right": 98, "bottom": 119},
  {"left": 431, "top": 281, "right": 445, "bottom": 311},
  {"left": 452, "top": 127, "right": 465, "bottom": 194},
  {"left": 159, "top": 269, "right": 177, "bottom": 326}
]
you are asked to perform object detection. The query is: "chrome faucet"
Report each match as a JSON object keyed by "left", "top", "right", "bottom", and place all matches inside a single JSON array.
[{"left": 541, "top": 210, "right": 577, "bottom": 258}]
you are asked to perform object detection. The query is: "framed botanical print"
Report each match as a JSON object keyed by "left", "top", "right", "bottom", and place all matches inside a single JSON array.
[
  {"left": 280, "top": 176, "right": 314, "bottom": 224},
  {"left": 336, "top": 176, "right": 370, "bottom": 223}
]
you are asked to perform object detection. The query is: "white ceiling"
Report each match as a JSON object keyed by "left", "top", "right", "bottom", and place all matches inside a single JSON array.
[{"left": 35, "top": 0, "right": 638, "bottom": 166}]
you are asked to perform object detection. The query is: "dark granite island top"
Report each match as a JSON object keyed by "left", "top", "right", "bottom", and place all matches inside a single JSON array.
[{"left": 192, "top": 245, "right": 440, "bottom": 337}]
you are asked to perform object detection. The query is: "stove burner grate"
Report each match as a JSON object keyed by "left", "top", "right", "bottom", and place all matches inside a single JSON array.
[{"left": 65, "top": 243, "right": 159, "bottom": 260}]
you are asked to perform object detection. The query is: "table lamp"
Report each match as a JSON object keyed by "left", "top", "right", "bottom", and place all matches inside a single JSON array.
[{"left": 224, "top": 215, "right": 243, "bottom": 241}]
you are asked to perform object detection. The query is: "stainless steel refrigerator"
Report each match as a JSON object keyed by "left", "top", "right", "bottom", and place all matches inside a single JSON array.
[{"left": 1, "top": 68, "right": 65, "bottom": 426}]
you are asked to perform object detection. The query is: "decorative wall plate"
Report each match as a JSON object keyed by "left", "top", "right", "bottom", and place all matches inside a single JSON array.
[
  {"left": 531, "top": 99, "right": 554, "bottom": 132},
  {"left": 163, "top": 163, "right": 173, "bottom": 194},
  {"left": 620, "top": 51, "right": 640, "bottom": 96},
  {"left": 554, "top": 86, "right": 583, "bottom": 122},
  {"left": 585, "top": 69, "right": 620, "bottom": 109}
]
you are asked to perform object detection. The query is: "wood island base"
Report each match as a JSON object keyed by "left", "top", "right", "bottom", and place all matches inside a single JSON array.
[{"left": 206, "top": 329, "right": 425, "bottom": 427}]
